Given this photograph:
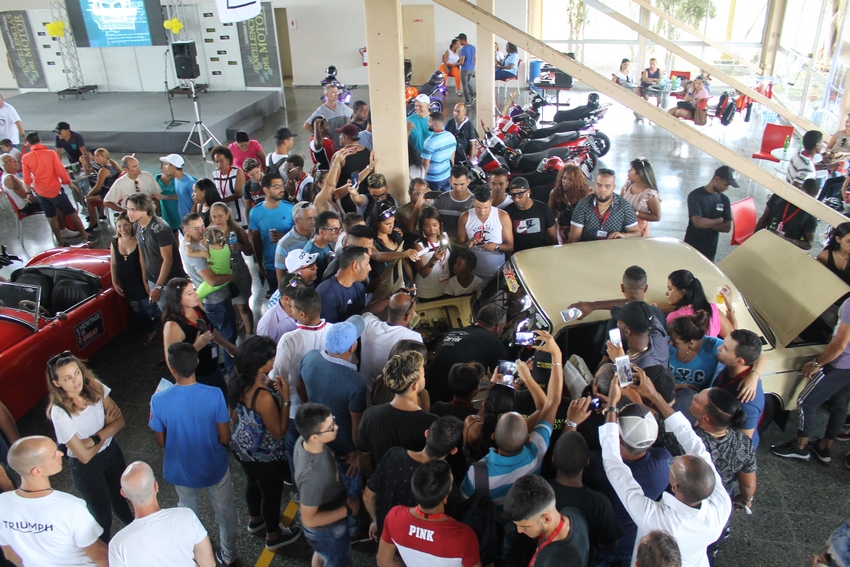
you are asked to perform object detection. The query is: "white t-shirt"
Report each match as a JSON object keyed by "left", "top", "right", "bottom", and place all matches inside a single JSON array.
[
  {"left": 108, "top": 508, "right": 207, "bottom": 567},
  {"left": 273, "top": 321, "right": 333, "bottom": 417},
  {"left": 0, "top": 490, "right": 103, "bottom": 565},
  {"left": 445, "top": 275, "right": 485, "bottom": 296},
  {"left": 359, "top": 313, "right": 423, "bottom": 395},
  {"left": 2, "top": 171, "right": 27, "bottom": 209},
  {"left": 103, "top": 171, "right": 159, "bottom": 207},
  {"left": 0, "top": 103, "right": 22, "bottom": 144},
  {"left": 50, "top": 384, "right": 113, "bottom": 459}
]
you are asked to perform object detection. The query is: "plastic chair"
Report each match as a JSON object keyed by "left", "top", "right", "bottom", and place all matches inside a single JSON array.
[
  {"left": 751, "top": 123, "right": 794, "bottom": 164},
  {"left": 730, "top": 196, "right": 757, "bottom": 246},
  {"left": 497, "top": 58, "right": 522, "bottom": 98},
  {"left": 675, "top": 98, "right": 709, "bottom": 125},
  {"left": 670, "top": 71, "right": 691, "bottom": 99},
  {"left": 4, "top": 190, "right": 45, "bottom": 244}
]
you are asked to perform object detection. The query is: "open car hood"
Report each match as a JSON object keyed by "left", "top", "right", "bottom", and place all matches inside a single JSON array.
[{"left": 718, "top": 230, "right": 850, "bottom": 347}]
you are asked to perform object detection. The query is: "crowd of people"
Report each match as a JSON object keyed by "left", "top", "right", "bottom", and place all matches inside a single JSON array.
[{"left": 1, "top": 68, "right": 850, "bottom": 567}]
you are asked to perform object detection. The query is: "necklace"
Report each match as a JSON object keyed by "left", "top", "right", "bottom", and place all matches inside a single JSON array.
[
  {"left": 17, "top": 487, "right": 53, "bottom": 494},
  {"left": 705, "top": 428, "right": 729, "bottom": 439},
  {"left": 838, "top": 251, "right": 850, "bottom": 262}
]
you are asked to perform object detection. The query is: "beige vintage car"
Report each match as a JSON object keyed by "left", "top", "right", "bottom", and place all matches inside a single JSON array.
[{"left": 414, "top": 230, "right": 849, "bottom": 432}]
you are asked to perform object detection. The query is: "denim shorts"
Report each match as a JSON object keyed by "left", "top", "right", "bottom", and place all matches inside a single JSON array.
[
  {"left": 35, "top": 191, "right": 76, "bottom": 218},
  {"left": 336, "top": 458, "right": 363, "bottom": 498},
  {"left": 302, "top": 519, "right": 351, "bottom": 567}
]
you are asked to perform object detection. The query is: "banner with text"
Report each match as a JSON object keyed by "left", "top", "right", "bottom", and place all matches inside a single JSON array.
[
  {"left": 0, "top": 11, "right": 47, "bottom": 89},
  {"left": 236, "top": 2, "right": 281, "bottom": 88}
]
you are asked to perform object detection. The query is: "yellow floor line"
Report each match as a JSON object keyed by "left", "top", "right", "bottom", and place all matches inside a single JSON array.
[{"left": 254, "top": 499, "right": 300, "bottom": 567}]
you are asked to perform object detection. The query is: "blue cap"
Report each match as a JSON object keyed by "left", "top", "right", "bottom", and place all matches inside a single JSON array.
[{"left": 324, "top": 315, "right": 365, "bottom": 354}]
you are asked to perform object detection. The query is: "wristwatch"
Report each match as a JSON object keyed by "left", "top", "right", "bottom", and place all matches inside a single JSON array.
[
  {"left": 281, "top": 401, "right": 292, "bottom": 408},
  {"left": 90, "top": 434, "right": 102, "bottom": 445},
  {"left": 565, "top": 419, "right": 578, "bottom": 429},
  {"left": 155, "top": 284, "right": 166, "bottom": 291},
  {"left": 811, "top": 359, "right": 821, "bottom": 368},
  {"left": 604, "top": 407, "right": 620, "bottom": 415}
]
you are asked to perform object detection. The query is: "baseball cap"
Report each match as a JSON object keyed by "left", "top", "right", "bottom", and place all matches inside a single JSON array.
[
  {"left": 335, "top": 123, "right": 360, "bottom": 140},
  {"left": 414, "top": 94, "right": 430, "bottom": 105},
  {"left": 611, "top": 301, "right": 654, "bottom": 333},
  {"left": 509, "top": 177, "right": 530, "bottom": 190},
  {"left": 159, "top": 153, "right": 185, "bottom": 168},
  {"left": 714, "top": 165, "right": 739, "bottom": 188},
  {"left": 324, "top": 315, "right": 366, "bottom": 354},
  {"left": 618, "top": 403, "right": 659, "bottom": 450},
  {"left": 284, "top": 249, "right": 318, "bottom": 272},
  {"left": 54, "top": 121, "right": 70, "bottom": 132},
  {"left": 274, "top": 127, "right": 297, "bottom": 142}
]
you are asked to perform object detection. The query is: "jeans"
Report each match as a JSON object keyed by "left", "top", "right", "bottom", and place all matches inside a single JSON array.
[
  {"left": 236, "top": 458, "right": 287, "bottom": 533},
  {"left": 495, "top": 70, "right": 517, "bottom": 80},
  {"left": 303, "top": 520, "right": 351, "bottom": 566},
  {"left": 427, "top": 178, "right": 450, "bottom": 193},
  {"left": 796, "top": 364, "right": 850, "bottom": 440},
  {"left": 68, "top": 440, "right": 134, "bottom": 541},
  {"left": 127, "top": 297, "right": 159, "bottom": 333},
  {"left": 175, "top": 467, "right": 238, "bottom": 564},
  {"left": 204, "top": 297, "right": 237, "bottom": 373},
  {"left": 461, "top": 70, "right": 476, "bottom": 103},
  {"left": 284, "top": 421, "right": 300, "bottom": 488},
  {"left": 147, "top": 280, "right": 168, "bottom": 312},
  {"left": 819, "top": 176, "right": 845, "bottom": 202},
  {"left": 266, "top": 269, "right": 279, "bottom": 297}
]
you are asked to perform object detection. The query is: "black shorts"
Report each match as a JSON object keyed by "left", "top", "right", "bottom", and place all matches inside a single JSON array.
[{"left": 35, "top": 191, "right": 76, "bottom": 218}]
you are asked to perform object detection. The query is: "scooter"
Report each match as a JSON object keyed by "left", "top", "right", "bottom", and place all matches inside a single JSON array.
[
  {"left": 320, "top": 65, "right": 353, "bottom": 106},
  {"left": 477, "top": 122, "right": 597, "bottom": 175},
  {"left": 405, "top": 69, "right": 447, "bottom": 116}
]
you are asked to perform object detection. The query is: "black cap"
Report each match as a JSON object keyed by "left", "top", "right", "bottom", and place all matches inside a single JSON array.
[
  {"left": 25, "top": 132, "right": 40, "bottom": 145},
  {"left": 714, "top": 165, "right": 739, "bottom": 188},
  {"left": 611, "top": 300, "right": 654, "bottom": 333},
  {"left": 509, "top": 177, "right": 530, "bottom": 190},
  {"left": 54, "top": 121, "right": 70, "bottom": 132},
  {"left": 274, "top": 127, "right": 297, "bottom": 143}
]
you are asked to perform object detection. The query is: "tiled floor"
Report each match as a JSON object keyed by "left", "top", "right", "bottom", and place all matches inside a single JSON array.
[{"left": 1, "top": 85, "right": 845, "bottom": 566}]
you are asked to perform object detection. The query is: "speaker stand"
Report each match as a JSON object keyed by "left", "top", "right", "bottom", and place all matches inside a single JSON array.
[
  {"left": 163, "top": 48, "right": 189, "bottom": 130},
  {"left": 182, "top": 80, "right": 220, "bottom": 157}
]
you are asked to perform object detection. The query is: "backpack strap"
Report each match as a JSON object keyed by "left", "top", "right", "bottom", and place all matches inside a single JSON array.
[{"left": 472, "top": 460, "right": 489, "bottom": 500}]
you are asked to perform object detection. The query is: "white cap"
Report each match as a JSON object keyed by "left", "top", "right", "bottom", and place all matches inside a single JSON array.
[
  {"left": 414, "top": 94, "right": 430, "bottom": 105},
  {"left": 285, "top": 249, "right": 318, "bottom": 272},
  {"left": 618, "top": 404, "right": 659, "bottom": 450},
  {"left": 159, "top": 153, "right": 184, "bottom": 168}
]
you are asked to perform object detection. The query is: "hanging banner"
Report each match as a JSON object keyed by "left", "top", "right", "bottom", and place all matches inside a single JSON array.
[
  {"left": 215, "top": 0, "right": 261, "bottom": 24},
  {"left": 236, "top": 2, "right": 281, "bottom": 88},
  {"left": 0, "top": 11, "right": 48, "bottom": 89}
]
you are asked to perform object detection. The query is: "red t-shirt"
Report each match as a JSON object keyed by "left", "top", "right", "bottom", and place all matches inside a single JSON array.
[
  {"left": 309, "top": 136, "right": 337, "bottom": 169},
  {"left": 228, "top": 140, "right": 264, "bottom": 171},
  {"left": 381, "top": 505, "right": 480, "bottom": 566}
]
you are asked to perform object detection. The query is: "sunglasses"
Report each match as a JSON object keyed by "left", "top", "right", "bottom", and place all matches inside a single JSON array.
[
  {"left": 47, "top": 350, "right": 74, "bottom": 380},
  {"left": 508, "top": 189, "right": 529, "bottom": 197},
  {"left": 320, "top": 226, "right": 341, "bottom": 233},
  {"left": 379, "top": 206, "right": 397, "bottom": 219}
]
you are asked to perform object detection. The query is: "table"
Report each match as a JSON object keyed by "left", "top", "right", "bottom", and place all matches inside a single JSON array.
[
  {"left": 642, "top": 86, "right": 684, "bottom": 108},
  {"left": 531, "top": 81, "right": 573, "bottom": 111},
  {"left": 770, "top": 148, "right": 795, "bottom": 162}
]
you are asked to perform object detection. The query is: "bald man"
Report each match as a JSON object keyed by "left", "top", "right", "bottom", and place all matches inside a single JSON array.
[
  {"left": 0, "top": 436, "right": 107, "bottom": 566},
  {"left": 109, "top": 461, "right": 214, "bottom": 567},
  {"left": 445, "top": 102, "right": 479, "bottom": 167},
  {"left": 358, "top": 290, "right": 424, "bottom": 399}
]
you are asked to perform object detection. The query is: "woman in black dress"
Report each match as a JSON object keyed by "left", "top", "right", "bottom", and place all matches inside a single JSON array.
[{"left": 109, "top": 212, "right": 157, "bottom": 342}]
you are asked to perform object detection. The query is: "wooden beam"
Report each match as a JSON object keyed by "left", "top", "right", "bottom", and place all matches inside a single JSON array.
[
  {"left": 581, "top": 0, "right": 819, "bottom": 133},
  {"left": 630, "top": 0, "right": 765, "bottom": 76},
  {"left": 431, "top": 0, "right": 848, "bottom": 228}
]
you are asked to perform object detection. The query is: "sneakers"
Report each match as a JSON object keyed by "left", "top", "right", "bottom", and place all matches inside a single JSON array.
[
  {"left": 770, "top": 440, "right": 811, "bottom": 461},
  {"left": 456, "top": 90, "right": 463, "bottom": 96},
  {"left": 214, "top": 548, "right": 235, "bottom": 566},
  {"left": 808, "top": 440, "right": 832, "bottom": 464},
  {"left": 836, "top": 425, "right": 850, "bottom": 441},
  {"left": 265, "top": 525, "right": 302, "bottom": 551},
  {"left": 247, "top": 519, "right": 264, "bottom": 534},
  {"left": 60, "top": 228, "right": 80, "bottom": 238}
]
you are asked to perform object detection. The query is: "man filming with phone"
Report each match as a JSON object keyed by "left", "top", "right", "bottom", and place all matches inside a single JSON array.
[{"left": 603, "top": 300, "right": 669, "bottom": 370}]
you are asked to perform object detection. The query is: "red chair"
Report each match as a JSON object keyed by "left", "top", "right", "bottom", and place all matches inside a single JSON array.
[
  {"left": 4, "top": 190, "right": 46, "bottom": 244},
  {"left": 751, "top": 123, "right": 794, "bottom": 164},
  {"left": 730, "top": 196, "right": 757, "bottom": 246},
  {"left": 675, "top": 98, "right": 710, "bottom": 126},
  {"left": 497, "top": 58, "right": 522, "bottom": 98},
  {"left": 670, "top": 71, "right": 691, "bottom": 99}
]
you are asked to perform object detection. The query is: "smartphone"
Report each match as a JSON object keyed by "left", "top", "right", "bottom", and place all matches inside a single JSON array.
[
  {"left": 615, "top": 355, "right": 634, "bottom": 387},
  {"left": 561, "top": 307, "right": 582, "bottom": 323},
  {"left": 515, "top": 332, "right": 536, "bottom": 346},
  {"left": 438, "top": 232, "right": 450, "bottom": 251},
  {"left": 196, "top": 319, "right": 208, "bottom": 334},
  {"left": 424, "top": 190, "right": 443, "bottom": 199},
  {"left": 350, "top": 172, "right": 359, "bottom": 190},
  {"left": 588, "top": 397, "right": 603, "bottom": 410},
  {"left": 608, "top": 327, "right": 622, "bottom": 347},
  {"left": 498, "top": 360, "right": 517, "bottom": 377}
]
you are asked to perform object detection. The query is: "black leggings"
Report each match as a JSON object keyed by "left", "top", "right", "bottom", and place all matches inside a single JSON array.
[
  {"left": 69, "top": 440, "right": 134, "bottom": 541},
  {"left": 236, "top": 457, "right": 288, "bottom": 533}
]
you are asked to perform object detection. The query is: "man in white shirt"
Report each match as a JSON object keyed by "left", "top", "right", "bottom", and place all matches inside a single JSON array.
[
  {"left": 0, "top": 436, "right": 107, "bottom": 566},
  {"left": 104, "top": 155, "right": 160, "bottom": 212},
  {"left": 359, "top": 290, "right": 423, "bottom": 399},
  {"left": 786, "top": 130, "right": 825, "bottom": 188},
  {"left": 109, "top": 461, "right": 214, "bottom": 567},
  {"left": 597, "top": 374, "right": 731, "bottom": 567},
  {"left": 0, "top": 96, "right": 24, "bottom": 145}
]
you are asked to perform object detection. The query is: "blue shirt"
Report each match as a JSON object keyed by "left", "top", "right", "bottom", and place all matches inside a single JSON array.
[
  {"left": 422, "top": 131, "right": 457, "bottom": 182},
  {"left": 500, "top": 52, "right": 519, "bottom": 76},
  {"left": 248, "top": 200, "right": 295, "bottom": 271},
  {"left": 149, "top": 383, "right": 230, "bottom": 488},
  {"left": 667, "top": 336, "right": 723, "bottom": 390},
  {"left": 299, "top": 350, "right": 367, "bottom": 455},
  {"left": 174, "top": 173, "right": 197, "bottom": 220},
  {"left": 316, "top": 277, "right": 366, "bottom": 323},
  {"left": 407, "top": 114, "right": 431, "bottom": 156},
  {"left": 713, "top": 368, "right": 765, "bottom": 448},
  {"left": 460, "top": 43, "right": 476, "bottom": 71}
]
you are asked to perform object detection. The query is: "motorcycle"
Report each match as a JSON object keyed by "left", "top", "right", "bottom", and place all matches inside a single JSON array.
[
  {"left": 405, "top": 69, "right": 447, "bottom": 116},
  {"left": 320, "top": 65, "right": 353, "bottom": 106},
  {"left": 477, "top": 122, "right": 595, "bottom": 176}
]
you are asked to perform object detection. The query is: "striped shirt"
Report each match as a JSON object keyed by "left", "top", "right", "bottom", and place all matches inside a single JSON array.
[
  {"left": 460, "top": 420, "right": 552, "bottom": 522},
  {"left": 422, "top": 131, "right": 457, "bottom": 182},
  {"left": 785, "top": 150, "right": 815, "bottom": 186}
]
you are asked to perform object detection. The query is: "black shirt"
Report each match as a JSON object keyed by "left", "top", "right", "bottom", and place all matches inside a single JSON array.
[
  {"left": 548, "top": 481, "right": 622, "bottom": 564},
  {"left": 431, "top": 401, "right": 478, "bottom": 421},
  {"left": 534, "top": 507, "right": 590, "bottom": 567},
  {"left": 54, "top": 131, "right": 86, "bottom": 163},
  {"left": 760, "top": 194, "right": 817, "bottom": 243},
  {"left": 356, "top": 404, "right": 437, "bottom": 466},
  {"left": 425, "top": 325, "right": 507, "bottom": 403},
  {"left": 684, "top": 186, "right": 732, "bottom": 261},
  {"left": 338, "top": 147, "right": 371, "bottom": 212},
  {"left": 445, "top": 118, "right": 479, "bottom": 165},
  {"left": 505, "top": 199, "right": 556, "bottom": 252},
  {"left": 243, "top": 179, "right": 265, "bottom": 206}
]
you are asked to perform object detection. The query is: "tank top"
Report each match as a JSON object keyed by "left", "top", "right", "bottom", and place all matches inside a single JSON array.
[
  {"left": 826, "top": 250, "right": 850, "bottom": 287},
  {"left": 620, "top": 181, "right": 660, "bottom": 237},
  {"left": 88, "top": 163, "right": 120, "bottom": 194},
  {"left": 415, "top": 238, "right": 451, "bottom": 299},
  {"left": 232, "top": 387, "right": 286, "bottom": 462},
  {"left": 112, "top": 238, "right": 147, "bottom": 301},
  {"left": 172, "top": 307, "right": 218, "bottom": 376},
  {"left": 465, "top": 206, "right": 505, "bottom": 279},
  {"left": 213, "top": 167, "right": 246, "bottom": 227},
  {"left": 446, "top": 50, "right": 460, "bottom": 65},
  {"left": 1, "top": 172, "right": 27, "bottom": 209}
]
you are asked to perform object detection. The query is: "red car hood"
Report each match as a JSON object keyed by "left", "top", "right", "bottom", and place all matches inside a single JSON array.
[
  {"left": 0, "top": 316, "right": 36, "bottom": 352},
  {"left": 26, "top": 247, "right": 112, "bottom": 284}
]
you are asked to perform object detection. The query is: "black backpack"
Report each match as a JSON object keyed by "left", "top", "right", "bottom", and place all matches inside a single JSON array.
[
  {"left": 453, "top": 461, "right": 504, "bottom": 565},
  {"left": 720, "top": 100, "right": 736, "bottom": 126},
  {"left": 715, "top": 92, "right": 729, "bottom": 118}
]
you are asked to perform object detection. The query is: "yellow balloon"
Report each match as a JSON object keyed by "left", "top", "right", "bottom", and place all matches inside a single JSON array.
[
  {"left": 163, "top": 19, "right": 173, "bottom": 30},
  {"left": 46, "top": 21, "right": 65, "bottom": 38},
  {"left": 163, "top": 18, "right": 183, "bottom": 34}
]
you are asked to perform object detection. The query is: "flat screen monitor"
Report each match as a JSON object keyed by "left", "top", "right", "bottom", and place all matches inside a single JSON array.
[{"left": 66, "top": 0, "right": 167, "bottom": 48}]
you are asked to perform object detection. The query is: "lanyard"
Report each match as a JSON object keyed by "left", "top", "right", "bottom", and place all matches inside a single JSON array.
[
  {"left": 414, "top": 506, "right": 448, "bottom": 520},
  {"left": 530, "top": 516, "right": 566, "bottom": 567},
  {"left": 217, "top": 168, "right": 231, "bottom": 199},
  {"left": 593, "top": 201, "right": 611, "bottom": 226},
  {"left": 781, "top": 201, "right": 800, "bottom": 225},
  {"left": 718, "top": 366, "right": 752, "bottom": 388}
]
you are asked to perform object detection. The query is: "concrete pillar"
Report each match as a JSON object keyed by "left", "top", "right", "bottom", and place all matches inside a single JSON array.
[
  {"left": 364, "top": 0, "right": 409, "bottom": 203},
  {"left": 528, "top": 0, "right": 542, "bottom": 39},
  {"left": 476, "top": 0, "right": 496, "bottom": 130},
  {"left": 840, "top": 71, "right": 850, "bottom": 121},
  {"left": 761, "top": 0, "right": 786, "bottom": 76}
]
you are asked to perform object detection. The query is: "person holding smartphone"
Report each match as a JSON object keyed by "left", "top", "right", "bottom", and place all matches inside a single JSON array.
[{"left": 604, "top": 301, "right": 669, "bottom": 370}]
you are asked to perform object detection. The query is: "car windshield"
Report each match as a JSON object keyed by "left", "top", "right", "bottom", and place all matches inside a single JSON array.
[
  {"left": 0, "top": 282, "right": 40, "bottom": 330},
  {"left": 475, "top": 263, "right": 552, "bottom": 339}
]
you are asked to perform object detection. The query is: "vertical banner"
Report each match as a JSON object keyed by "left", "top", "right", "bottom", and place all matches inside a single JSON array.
[
  {"left": 236, "top": 2, "right": 281, "bottom": 88},
  {"left": 0, "top": 11, "right": 48, "bottom": 89}
]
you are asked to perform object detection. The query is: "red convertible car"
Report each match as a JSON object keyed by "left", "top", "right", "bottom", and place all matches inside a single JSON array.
[{"left": 1, "top": 247, "right": 128, "bottom": 420}]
